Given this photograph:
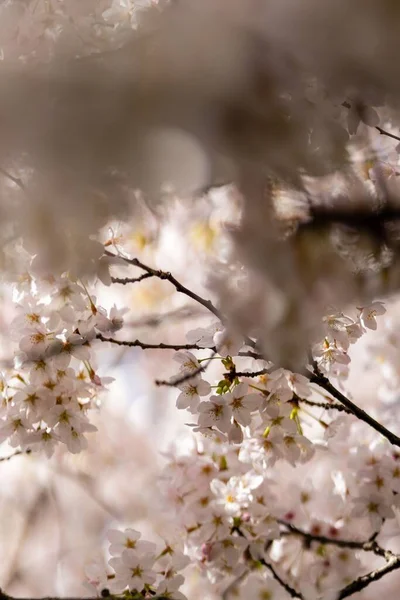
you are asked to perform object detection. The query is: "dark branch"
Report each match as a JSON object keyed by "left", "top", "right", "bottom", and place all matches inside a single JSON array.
[
  {"left": 0, "top": 449, "right": 31, "bottom": 462},
  {"left": 258, "top": 558, "right": 304, "bottom": 599},
  {"left": 234, "top": 369, "right": 269, "bottom": 378},
  {"left": 337, "top": 556, "right": 400, "bottom": 599},
  {"left": 96, "top": 333, "right": 213, "bottom": 352},
  {"left": 375, "top": 126, "right": 400, "bottom": 144},
  {"left": 155, "top": 352, "right": 216, "bottom": 386},
  {"left": 310, "top": 363, "right": 400, "bottom": 448},
  {"left": 0, "top": 166, "right": 26, "bottom": 191},
  {"left": 104, "top": 250, "right": 258, "bottom": 350},
  {"left": 111, "top": 274, "right": 154, "bottom": 285},
  {"left": 342, "top": 100, "right": 400, "bottom": 143},
  {"left": 105, "top": 250, "right": 222, "bottom": 320},
  {"left": 298, "top": 397, "right": 353, "bottom": 414}
]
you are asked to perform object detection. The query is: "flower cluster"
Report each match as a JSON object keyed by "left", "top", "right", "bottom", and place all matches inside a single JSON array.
[
  {"left": 313, "top": 302, "right": 386, "bottom": 379},
  {"left": 86, "top": 528, "right": 189, "bottom": 599},
  {"left": 0, "top": 261, "right": 128, "bottom": 456}
]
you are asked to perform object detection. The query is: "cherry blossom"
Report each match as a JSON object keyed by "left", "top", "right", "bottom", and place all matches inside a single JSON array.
[{"left": 176, "top": 377, "right": 211, "bottom": 412}]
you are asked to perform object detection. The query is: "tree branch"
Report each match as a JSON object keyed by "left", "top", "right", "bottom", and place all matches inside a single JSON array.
[
  {"left": 278, "top": 520, "right": 393, "bottom": 559},
  {"left": 111, "top": 274, "right": 154, "bottom": 285},
  {"left": 342, "top": 100, "right": 400, "bottom": 143},
  {"left": 310, "top": 364, "right": 400, "bottom": 448},
  {"left": 233, "top": 369, "right": 269, "bottom": 378},
  {"left": 337, "top": 555, "right": 400, "bottom": 599},
  {"left": 0, "top": 449, "right": 31, "bottom": 462},
  {"left": 96, "top": 333, "right": 214, "bottom": 352},
  {"left": 105, "top": 250, "right": 222, "bottom": 320},
  {"left": 0, "top": 593, "right": 171, "bottom": 600},
  {"left": 0, "top": 166, "right": 26, "bottom": 191},
  {"left": 258, "top": 558, "right": 304, "bottom": 600},
  {"left": 104, "top": 250, "right": 258, "bottom": 350},
  {"left": 297, "top": 397, "right": 353, "bottom": 414},
  {"left": 155, "top": 352, "right": 216, "bottom": 386}
]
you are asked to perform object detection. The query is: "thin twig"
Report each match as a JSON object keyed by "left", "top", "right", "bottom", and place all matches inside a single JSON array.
[
  {"left": 0, "top": 593, "right": 171, "bottom": 600},
  {"left": 375, "top": 126, "right": 400, "bottom": 144},
  {"left": 258, "top": 558, "right": 304, "bottom": 600},
  {"left": 0, "top": 449, "right": 31, "bottom": 462},
  {"left": 105, "top": 250, "right": 222, "bottom": 320},
  {"left": 111, "top": 274, "right": 154, "bottom": 285},
  {"left": 126, "top": 306, "right": 204, "bottom": 329},
  {"left": 342, "top": 101, "right": 400, "bottom": 143},
  {"left": 234, "top": 369, "right": 269, "bottom": 378},
  {"left": 97, "top": 333, "right": 264, "bottom": 359},
  {"left": 96, "top": 332, "right": 215, "bottom": 352},
  {"left": 221, "top": 570, "right": 249, "bottom": 600},
  {"left": 105, "top": 250, "right": 258, "bottom": 351},
  {"left": 0, "top": 166, "right": 26, "bottom": 191},
  {"left": 298, "top": 397, "right": 353, "bottom": 414},
  {"left": 155, "top": 352, "right": 216, "bottom": 387}
]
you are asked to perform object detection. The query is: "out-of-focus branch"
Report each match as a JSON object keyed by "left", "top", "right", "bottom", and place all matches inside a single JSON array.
[
  {"left": 0, "top": 166, "right": 26, "bottom": 191},
  {"left": 0, "top": 593, "right": 172, "bottom": 600},
  {"left": 125, "top": 306, "right": 206, "bottom": 329},
  {"left": 0, "top": 449, "right": 31, "bottom": 462},
  {"left": 278, "top": 520, "right": 394, "bottom": 560}
]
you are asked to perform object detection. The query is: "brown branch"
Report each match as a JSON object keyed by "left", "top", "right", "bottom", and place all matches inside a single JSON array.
[
  {"left": 0, "top": 166, "right": 26, "bottom": 191},
  {"left": 154, "top": 358, "right": 269, "bottom": 387},
  {"left": 258, "top": 559, "right": 304, "bottom": 600},
  {"left": 111, "top": 274, "right": 154, "bottom": 285},
  {"left": 155, "top": 352, "right": 216, "bottom": 386},
  {"left": 310, "top": 364, "right": 400, "bottom": 448},
  {"left": 337, "top": 556, "right": 400, "bottom": 599},
  {"left": 104, "top": 250, "right": 258, "bottom": 351},
  {"left": 375, "top": 126, "right": 400, "bottom": 144},
  {"left": 298, "top": 397, "right": 353, "bottom": 414},
  {"left": 233, "top": 369, "right": 269, "bottom": 378},
  {"left": 97, "top": 333, "right": 264, "bottom": 359},
  {"left": 96, "top": 332, "right": 214, "bottom": 352},
  {"left": 342, "top": 101, "right": 400, "bottom": 143},
  {"left": 105, "top": 250, "right": 222, "bottom": 320},
  {"left": 0, "top": 449, "right": 31, "bottom": 462}
]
